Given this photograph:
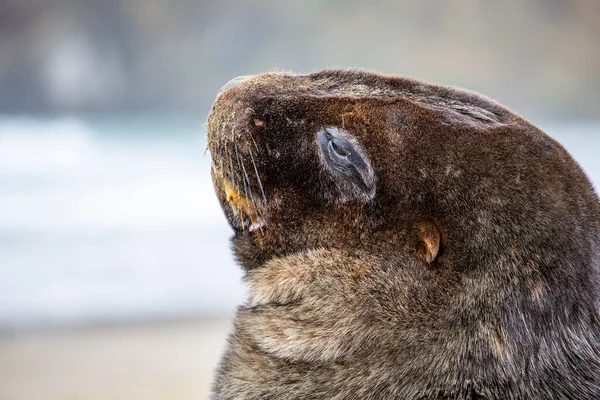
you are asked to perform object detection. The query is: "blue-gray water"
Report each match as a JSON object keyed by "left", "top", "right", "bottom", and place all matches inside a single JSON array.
[{"left": 0, "top": 117, "right": 598, "bottom": 328}]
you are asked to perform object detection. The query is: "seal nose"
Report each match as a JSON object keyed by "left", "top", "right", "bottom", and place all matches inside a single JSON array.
[{"left": 218, "top": 75, "right": 253, "bottom": 95}]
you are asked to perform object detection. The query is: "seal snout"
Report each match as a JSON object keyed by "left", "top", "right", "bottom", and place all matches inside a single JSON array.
[{"left": 208, "top": 74, "right": 270, "bottom": 235}]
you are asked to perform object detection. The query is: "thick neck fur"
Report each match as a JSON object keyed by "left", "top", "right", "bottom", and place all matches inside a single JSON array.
[{"left": 212, "top": 248, "right": 600, "bottom": 399}]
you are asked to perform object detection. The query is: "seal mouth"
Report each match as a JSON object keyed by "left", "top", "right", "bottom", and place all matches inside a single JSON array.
[{"left": 212, "top": 166, "right": 266, "bottom": 233}]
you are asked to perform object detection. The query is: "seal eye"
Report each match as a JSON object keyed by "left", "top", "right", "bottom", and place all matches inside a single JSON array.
[
  {"left": 317, "top": 127, "right": 376, "bottom": 202},
  {"left": 328, "top": 139, "right": 350, "bottom": 159}
]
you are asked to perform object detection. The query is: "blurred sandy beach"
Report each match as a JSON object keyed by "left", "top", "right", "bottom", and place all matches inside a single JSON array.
[{"left": 0, "top": 318, "right": 232, "bottom": 400}]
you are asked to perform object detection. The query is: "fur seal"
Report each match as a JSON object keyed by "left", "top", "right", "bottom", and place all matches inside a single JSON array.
[{"left": 206, "top": 69, "right": 600, "bottom": 399}]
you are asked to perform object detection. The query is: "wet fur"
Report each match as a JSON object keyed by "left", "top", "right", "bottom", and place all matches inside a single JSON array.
[{"left": 207, "top": 69, "right": 600, "bottom": 399}]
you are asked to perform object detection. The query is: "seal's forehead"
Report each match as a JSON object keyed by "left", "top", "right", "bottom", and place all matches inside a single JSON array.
[
  {"left": 224, "top": 70, "right": 406, "bottom": 98},
  {"left": 218, "top": 69, "right": 511, "bottom": 128},
  {"left": 221, "top": 71, "right": 311, "bottom": 98}
]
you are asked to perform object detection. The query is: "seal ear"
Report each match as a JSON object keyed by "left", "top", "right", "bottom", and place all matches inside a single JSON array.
[{"left": 415, "top": 221, "right": 442, "bottom": 263}]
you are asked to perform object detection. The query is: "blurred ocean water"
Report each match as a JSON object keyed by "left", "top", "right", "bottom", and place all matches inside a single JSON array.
[
  {"left": 0, "top": 117, "right": 598, "bottom": 328},
  {"left": 0, "top": 116, "right": 244, "bottom": 328}
]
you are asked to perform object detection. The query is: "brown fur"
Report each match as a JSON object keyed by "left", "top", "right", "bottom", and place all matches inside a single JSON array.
[{"left": 207, "top": 69, "right": 600, "bottom": 399}]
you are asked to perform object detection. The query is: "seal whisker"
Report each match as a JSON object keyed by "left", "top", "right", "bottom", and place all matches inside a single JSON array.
[
  {"left": 246, "top": 130, "right": 260, "bottom": 153},
  {"left": 234, "top": 144, "right": 249, "bottom": 203},
  {"left": 224, "top": 150, "right": 243, "bottom": 224},
  {"left": 242, "top": 158, "right": 263, "bottom": 231},
  {"left": 248, "top": 147, "right": 267, "bottom": 203},
  {"left": 217, "top": 149, "right": 225, "bottom": 173},
  {"left": 237, "top": 145, "right": 261, "bottom": 226},
  {"left": 227, "top": 151, "right": 238, "bottom": 194}
]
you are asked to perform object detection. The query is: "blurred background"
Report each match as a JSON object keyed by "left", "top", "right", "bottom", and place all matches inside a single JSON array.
[{"left": 0, "top": 1, "right": 598, "bottom": 399}]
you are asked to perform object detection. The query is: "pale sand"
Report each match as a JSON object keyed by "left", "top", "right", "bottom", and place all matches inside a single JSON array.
[{"left": 0, "top": 318, "right": 233, "bottom": 400}]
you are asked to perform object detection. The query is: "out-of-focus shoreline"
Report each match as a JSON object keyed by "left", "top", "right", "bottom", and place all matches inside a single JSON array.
[{"left": 0, "top": 317, "right": 233, "bottom": 400}]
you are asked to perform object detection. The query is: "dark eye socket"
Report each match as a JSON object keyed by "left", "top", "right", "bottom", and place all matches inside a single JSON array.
[
  {"left": 316, "top": 127, "right": 376, "bottom": 201},
  {"left": 328, "top": 139, "right": 350, "bottom": 158},
  {"left": 319, "top": 129, "right": 357, "bottom": 166}
]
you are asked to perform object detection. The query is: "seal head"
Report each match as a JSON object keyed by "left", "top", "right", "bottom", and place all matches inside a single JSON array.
[{"left": 207, "top": 69, "right": 600, "bottom": 399}]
